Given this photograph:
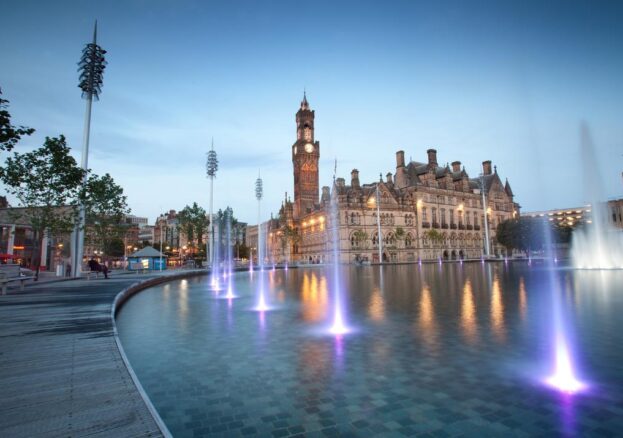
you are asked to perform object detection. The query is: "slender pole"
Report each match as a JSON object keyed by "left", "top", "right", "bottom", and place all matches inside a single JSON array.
[
  {"left": 74, "top": 92, "right": 93, "bottom": 277},
  {"left": 209, "top": 175, "right": 214, "bottom": 266},
  {"left": 257, "top": 200, "right": 262, "bottom": 269},
  {"left": 376, "top": 183, "right": 383, "bottom": 263},
  {"left": 159, "top": 225, "right": 163, "bottom": 271},
  {"left": 480, "top": 174, "right": 491, "bottom": 257}
]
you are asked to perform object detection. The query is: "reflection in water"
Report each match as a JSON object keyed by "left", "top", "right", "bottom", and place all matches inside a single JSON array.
[
  {"left": 519, "top": 277, "right": 527, "bottom": 321},
  {"left": 461, "top": 279, "right": 478, "bottom": 344},
  {"left": 178, "top": 279, "right": 189, "bottom": 332},
  {"left": 417, "top": 282, "right": 437, "bottom": 352},
  {"left": 490, "top": 274, "right": 505, "bottom": 342},
  {"left": 116, "top": 265, "right": 623, "bottom": 438},
  {"left": 368, "top": 286, "right": 385, "bottom": 322},
  {"left": 301, "top": 272, "right": 328, "bottom": 322}
]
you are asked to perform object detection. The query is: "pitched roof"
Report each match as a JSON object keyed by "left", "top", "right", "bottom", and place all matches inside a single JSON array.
[{"left": 129, "top": 246, "right": 166, "bottom": 258}]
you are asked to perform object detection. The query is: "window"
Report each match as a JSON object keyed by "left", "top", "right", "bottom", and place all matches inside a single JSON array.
[
  {"left": 440, "top": 208, "right": 446, "bottom": 225},
  {"left": 432, "top": 208, "right": 437, "bottom": 223},
  {"left": 449, "top": 210, "right": 454, "bottom": 225},
  {"left": 422, "top": 208, "right": 428, "bottom": 222}
]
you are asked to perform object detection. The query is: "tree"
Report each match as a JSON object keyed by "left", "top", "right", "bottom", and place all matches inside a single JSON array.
[
  {"left": 178, "top": 202, "right": 208, "bottom": 256},
  {"left": 82, "top": 173, "right": 130, "bottom": 261},
  {"left": 1, "top": 136, "right": 84, "bottom": 278},
  {"left": 105, "top": 237, "right": 125, "bottom": 258},
  {"left": 394, "top": 227, "right": 406, "bottom": 247},
  {"left": 353, "top": 229, "right": 369, "bottom": 249},
  {"left": 0, "top": 87, "right": 34, "bottom": 153},
  {"left": 425, "top": 229, "right": 444, "bottom": 247},
  {"left": 496, "top": 217, "right": 572, "bottom": 254}
]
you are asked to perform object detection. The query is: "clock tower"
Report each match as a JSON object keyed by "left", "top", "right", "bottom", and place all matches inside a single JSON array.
[{"left": 292, "top": 92, "right": 319, "bottom": 219}]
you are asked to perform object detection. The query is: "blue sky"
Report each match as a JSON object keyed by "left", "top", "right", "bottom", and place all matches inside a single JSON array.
[{"left": 2, "top": 0, "right": 622, "bottom": 224}]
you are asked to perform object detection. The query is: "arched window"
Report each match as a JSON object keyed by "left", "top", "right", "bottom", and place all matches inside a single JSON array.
[
  {"left": 405, "top": 233, "right": 413, "bottom": 248},
  {"left": 371, "top": 231, "right": 379, "bottom": 247}
]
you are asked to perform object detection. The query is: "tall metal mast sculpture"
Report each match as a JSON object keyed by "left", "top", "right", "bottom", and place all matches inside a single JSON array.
[
  {"left": 74, "top": 21, "right": 107, "bottom": 277},
  {"left": 255, "top": 172, "right": 263, "bottom": 269},
  {"left": 206, "top": 139, "right": 218, "bottom": 267}
]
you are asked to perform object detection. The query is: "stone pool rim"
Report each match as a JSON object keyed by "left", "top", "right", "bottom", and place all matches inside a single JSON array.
[{"left": 112, "top": 270, "right": 209, "bottom": 438}]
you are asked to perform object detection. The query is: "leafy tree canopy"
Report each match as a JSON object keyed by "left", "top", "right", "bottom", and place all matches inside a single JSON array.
[
  {"left": 1, "top": 135, "right": 84, "bottom": 275},
  {"left": 0, "top": 87, "right": 34, "bottom": 153}
]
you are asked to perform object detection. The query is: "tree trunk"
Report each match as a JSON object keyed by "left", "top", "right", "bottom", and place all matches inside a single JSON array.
[{"left": 32, "top": 230, "right": 44, "bottom": 281}]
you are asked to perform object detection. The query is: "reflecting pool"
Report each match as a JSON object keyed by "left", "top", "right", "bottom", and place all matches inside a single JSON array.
[{"left": 116, "top": 264, "right": 623, "bottom": 437}]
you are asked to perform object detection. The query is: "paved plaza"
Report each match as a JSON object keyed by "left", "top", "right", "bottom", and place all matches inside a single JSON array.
[{"left": 0, "top": 271, "right": 191, "bottom": 437}]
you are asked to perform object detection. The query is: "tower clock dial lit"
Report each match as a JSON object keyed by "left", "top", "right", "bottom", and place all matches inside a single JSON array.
[{"left": 305, "top": 143, "right": 314, "bottom": 153}]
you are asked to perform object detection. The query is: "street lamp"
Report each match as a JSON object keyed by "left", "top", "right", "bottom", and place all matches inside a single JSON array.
[
  {"left": 376, "top": 181, "right": 383, "bottom": 263},
  {"left": 478, "top": 174, "right": 491, "bottom": 257},
  {"left": 73, "top": 21, "right": 107, "bottom": 277}
]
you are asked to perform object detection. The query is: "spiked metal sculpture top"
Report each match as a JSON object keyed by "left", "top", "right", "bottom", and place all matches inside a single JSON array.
[
  {"left": 206, "top": 141, "right": 218, "bottom": 177},
  {"left": 255, "top": 174, "right": 263, "bottom": 201},
  {"left": 78, "top": 21, "right": 107, "bottom": 100}
]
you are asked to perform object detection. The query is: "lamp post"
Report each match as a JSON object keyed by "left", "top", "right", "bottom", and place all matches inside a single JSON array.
[
  {"left": 73, "top": 21, "right": 107, "bottom": 277},
  {"left": 478, "top": 174, "right": 491, "bottom": 257},
  {"left": 255, "top": 172, "right": 263, "bottom": 269},
  {"left": 206, "top": 140, "right": 218, "bottom": 269},
  {"left": 159, "top": 223, "right": 163, "bottom": 271},
  {"left": 376, "top": 182, "right": 383, "bottom": 263}
]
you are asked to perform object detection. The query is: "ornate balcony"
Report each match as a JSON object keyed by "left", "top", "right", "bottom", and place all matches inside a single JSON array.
[
  {"left": 466, "top": 224, "right": 473, "bottom": 230},
  {"left": 458, "top": 223, "right": 465, "bottom": 230},
  {"left": 432, "top": 222, "right": 440, "bottom": 229},
  {"left": 450, "top": 223, "right": 457, "bottom": 230},
  {"left": 441, "top": 223, "right": 449, "bottom": 229},
  {"left": 421, "top": 221, "right": 430, "bottom": 229},
  {"left": 474, "top": 225, "right": 481, "bottom": 231}
]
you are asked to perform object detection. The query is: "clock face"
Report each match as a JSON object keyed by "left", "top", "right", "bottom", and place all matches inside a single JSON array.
[
  {"left": 305, "top": 143, "right": 314, "bottom": 153},
  {"left": 293, "top": 146, "right": 297, "bottom": 155}
]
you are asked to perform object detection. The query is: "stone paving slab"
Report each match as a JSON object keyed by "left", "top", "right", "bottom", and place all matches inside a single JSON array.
[{"left": 0, "top": 271, "right": 201, "bottom": 437}]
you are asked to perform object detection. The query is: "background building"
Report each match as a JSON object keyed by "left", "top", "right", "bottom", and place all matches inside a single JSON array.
[{"left": 263, "top": 95, "right": 520, "bottom": 264}]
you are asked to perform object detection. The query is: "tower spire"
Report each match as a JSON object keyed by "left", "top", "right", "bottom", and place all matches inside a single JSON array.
[{"left": 301, "top": 90, "right": 309, "bottom": 110}]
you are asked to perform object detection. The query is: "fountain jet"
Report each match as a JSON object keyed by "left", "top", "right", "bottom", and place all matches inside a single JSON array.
[
  {"left": 328, "top": 160, "right": 349, "bottom": 336},
  {"left": 571, "top": 123, "right": 623, "bottom": 269}
]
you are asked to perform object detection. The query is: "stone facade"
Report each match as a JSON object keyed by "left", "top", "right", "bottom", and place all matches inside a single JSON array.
[{"left": 262, "top": 96, "right": 520, "bottom": 264}]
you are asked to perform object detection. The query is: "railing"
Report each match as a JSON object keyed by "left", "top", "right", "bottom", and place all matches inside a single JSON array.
[
  {"left": 474, "top": 225, "right": 481, "bottom": 230},
  {"left": 421, "top": 221, "right": 430, "bottom": 229},
  {"left": 458, "top": 224, "right": 465, "bottom": 230},
  {"left": 466, "top": 224, "right": 473, "bottom": 230},
  {"left": 432, "top": 222, "right": 440, "bottom": 229},
  {"left": 441, "top": 223, "right": 449, "bottom": 229},
  {"left": 450, "top": 223, "right": 457, "bottom": 229}
]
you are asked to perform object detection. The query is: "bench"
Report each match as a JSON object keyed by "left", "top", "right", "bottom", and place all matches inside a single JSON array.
[
  {"left": 129, "top": 262, "right": 147, "bottom": 274},
  {"left": 86, "top": 269, "right": 101, "bottom": 280},
  {"left": 0, "top": 264, "right": 34, "bottom": 295}
]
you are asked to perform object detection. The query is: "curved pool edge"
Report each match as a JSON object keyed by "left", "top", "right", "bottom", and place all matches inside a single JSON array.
[{"left": 111, "top": 270, "right": 208, "bottom": 438}]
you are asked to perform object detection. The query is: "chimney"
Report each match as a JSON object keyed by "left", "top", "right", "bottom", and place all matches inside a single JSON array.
[
  {"left": 427, "top": 149, "right": 437, "bottom": 167},
  {"left": 452, "top": 161, "right": 461, "bottom": 172},
  {"left": 351, "top": 169, "right": 360, "bottom": 188},
  {"left": 396, "top": 150, "right": 405, "bottom": 168},
  {"left": 336, "top": 177, "right": 346, "bottom": 188},
  {"left": 386, "top": 172, "right": 393, "bottom": 185},
  {"left": 482, "top": 160, "right": 492, "bottom": 175}
]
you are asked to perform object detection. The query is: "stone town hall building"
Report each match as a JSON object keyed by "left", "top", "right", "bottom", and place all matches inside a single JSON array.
[{"left": 262, "top": 95, "right": 520, "bottom": 264}]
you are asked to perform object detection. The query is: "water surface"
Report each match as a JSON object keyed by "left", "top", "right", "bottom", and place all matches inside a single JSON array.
[{"left": 116, "top": 263, "right": 623, "bottom": 437}]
